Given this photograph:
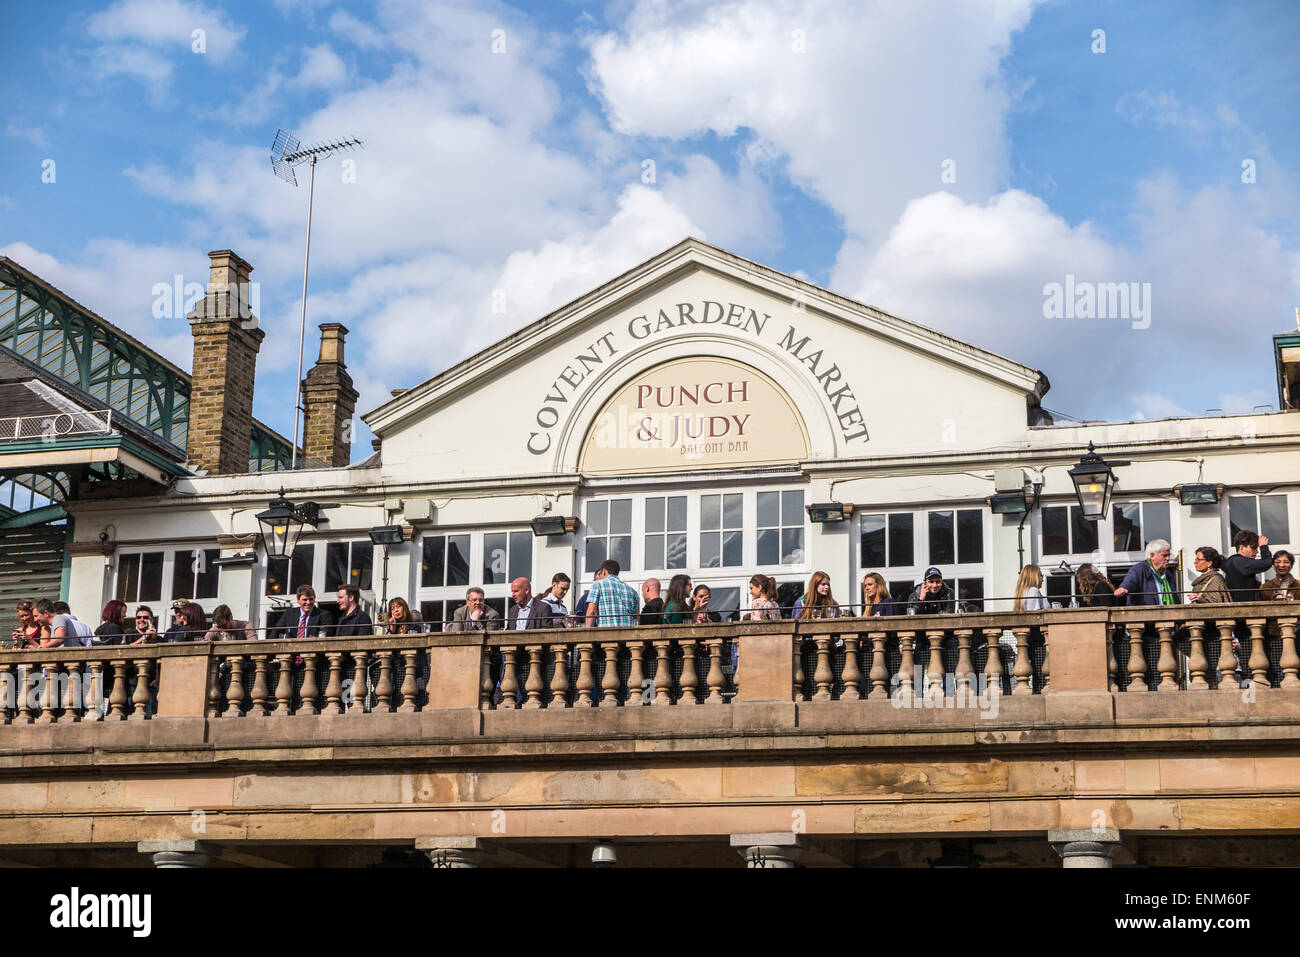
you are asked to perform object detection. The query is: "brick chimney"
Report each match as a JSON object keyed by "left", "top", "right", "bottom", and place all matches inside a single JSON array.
[
  {"left": 186, "top": 250, "right": 265, "bottom": 474},
  {"left": 301, "top": 323, "right": 358, "bottom": 468}
]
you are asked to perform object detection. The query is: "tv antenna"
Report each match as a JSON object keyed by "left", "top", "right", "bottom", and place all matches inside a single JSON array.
[{"left": 270, "top": 129, "right": 363, "bottom": 468}]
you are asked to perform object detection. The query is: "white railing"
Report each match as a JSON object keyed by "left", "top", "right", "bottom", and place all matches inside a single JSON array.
[{"left": 0, "top": 409, "right": 113, "bottom": 442}]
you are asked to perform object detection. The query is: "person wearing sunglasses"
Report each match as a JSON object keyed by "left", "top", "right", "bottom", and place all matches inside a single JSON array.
[{"left": 128, "top": 606, "right": 160, "bottom": 645}]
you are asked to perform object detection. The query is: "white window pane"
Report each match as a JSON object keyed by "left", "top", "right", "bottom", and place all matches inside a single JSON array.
[
  {"left": 645, "top": 536, "right": 664, "bottom": 570},
  {"left": 610, "top": 499, "right": 632, "bottom": 533},
  {"left": 587, "top": 500, "right": 608, "bottom": 535},
  {"left": 781, "top": 490, "right": 804, "bottom": 527},
  {"left": 701, "top": 494, "right": 720, "bottom": 531},
  {"left": 724, "top": 493, "right": 743, "bottom": 529},
  {"left": 1260, "top": 494, "right": 1290, "bottom": 543},
  {"left": 701, "top": 532, "right": 720, "bottom": 568},
  {"left": 667, "top": 496, "right": 688, "bottom": 531},
  {"left": 757, "top": 491, "right": 779, "bottom": 528}
]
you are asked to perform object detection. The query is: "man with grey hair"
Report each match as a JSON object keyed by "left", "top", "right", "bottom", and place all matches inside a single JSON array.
[
  {"left": 444, "top": 586, "right": 503, "bottom": 632},
  {"left": 1114, "top": 538, "right": 1179, "bottom": 606}
]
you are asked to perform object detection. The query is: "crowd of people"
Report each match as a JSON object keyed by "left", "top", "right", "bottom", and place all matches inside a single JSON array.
[{"left": 9, "top": 533, "right": 1296, "bottom": 648}]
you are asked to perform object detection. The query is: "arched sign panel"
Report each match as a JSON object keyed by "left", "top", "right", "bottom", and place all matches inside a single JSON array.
[{"left": 579, "top": 357, "right": 811, "bottom": 474}]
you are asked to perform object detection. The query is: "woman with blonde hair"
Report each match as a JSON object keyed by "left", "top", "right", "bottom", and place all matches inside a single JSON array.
[
  {"left": 794, "top": 571, "right": 844, "bottom": 620},
  {"left": 860, "top": 572, "right": 901, "bottom": 617},
  {"left": 1013, "top": 564, "right": 1050, "bottom": 612}
]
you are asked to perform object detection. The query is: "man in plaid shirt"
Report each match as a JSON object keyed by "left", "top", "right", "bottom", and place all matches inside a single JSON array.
[{"left": 584, "top": 559, "right": 640, "bottom": 627}]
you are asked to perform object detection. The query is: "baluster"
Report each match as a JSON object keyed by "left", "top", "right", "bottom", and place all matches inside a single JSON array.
[
  {"left": 479, "top": 647, "right": 494, "bottom": 710},
  {"left": 1279, "top": 618, "right": 1300, "bottom": 690},
  {"left": 86, "top": 660, "right": 106, "bottom": 722},
  {"left": 868, "top": 631, "right": 888, "bottom": 699},
  {"left": 1012, "top": 628, "right": 1032, "bottom": 695},
  {"left": 982, "top": 628, "right": 1004, "bottom": 697},
  {"left": 812, "top": 637, "right": 833, "bottom": 701},
  {"left": 1039, "top": 628, "right": 1050, "bottom": 692},
  {"left": 272, "top": 654, "right": 293, "bottom": 714},
  {"left": 704, "top": 638, "right": 725, "bottom": 704},
  {"left": 132, "top": 659, "right": 152, "bottom": 718},
  {"left": 375, "top": 650, "right": 394, "bottom": 712},
  {"left": 324, "top": 652, "right": 345, "bottom": 714},
  {"left": 0, "top": 661, "right": 15, "bottom": 723},
  {"left": 1127, "top": 627, "right": 1148, "bottom": 692},
  {"left": 652, "top": 641, "right": 672, "bottom": 706},
  {"left": 678, "top": 638, "right": 698, "bottom": 704},
  {"left": 206, "top": 657, "right": 223, "bottom": 717},
  {"left": 15, "top": 662, "right": 34, "bottom": 723},
  {"left": 1215, "top": 620, "right": 1238, "bottom": 692},
  {"left": 925, "top": 630, "right": 946, "bottom": 697},
  {"left": 841, "top": 634, "right": 861, "bottom": 700},
  {"left": 1155, "top": 622, "right": 1178, "bottom": 692},
  {"left": 1246, "top": 619, "right": 1270, "bottom": 689},
  {"left": 399, "top": 649, "right": 420, "bottom": 712},
  {"left": 953, "top": 629, "right": 974, "bottom": 695},
  {"left": 793, "top": 639, "right": 805, "bottom": 701},
  {"left": 108, "top": 660, "right": 130, "bottom": 720},
  {"left": 897, "top": 632, "right": 916, "bottom": 700},
  {"left": 1105, "top": 627, "right": 1119, "bottom": 692},
  {"left": 549, "top": 643, "right": 571, "bottom": 708},
  {"left": 35, "top": 661, "right": 57, "bottom": 723},
  {"left": 602, "top": 642, "right": 622, "bottom": 706},
  {"left": 351, "top": 651, "right": 369, "bottom": 713},
  {"left": 1186, "top": 623, "right": 1209, "bottom": 691},
  {"left": 521, "top": 646, "right": 544, "bottom": 710},
  {"left": 625, "top": 640, "right": 646, "bottom": 706},
  {"left": 63, "top": 661, "right": 82, "bottom": 721},
  {"left": 248, "top": 655, "right": 270, "bottom": 716},
  {"left": 300, "top": 653, "right": 320, "bottom": 715},
  {"left": 497, "top": 646, "right": 518, "bottom": 710},
  {"left": 575, "top": 643, "right": 595, "bottom": 708}
]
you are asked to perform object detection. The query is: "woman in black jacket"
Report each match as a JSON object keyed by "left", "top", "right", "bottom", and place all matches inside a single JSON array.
[
  {"left": 94, "top": 599, "right": 128, "bottom": 645},
  {"left": 1076, "top": 564, "right": 1117, "bottom": 607}
]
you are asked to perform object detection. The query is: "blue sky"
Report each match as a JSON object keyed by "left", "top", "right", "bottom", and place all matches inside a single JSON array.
[{"left": 2, "top": 0, "right": 1297, "bottom": 458}]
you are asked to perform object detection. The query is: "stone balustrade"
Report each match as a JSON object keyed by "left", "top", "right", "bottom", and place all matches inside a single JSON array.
[{"left": 0, "top": 603, "right": 1295, "bottom": 724}]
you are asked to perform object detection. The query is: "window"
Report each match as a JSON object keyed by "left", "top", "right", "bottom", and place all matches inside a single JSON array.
[
  {"left": 266, "top": 544, "right": 314, "bottom": 597},
  {"left": 171, "top": 548, "right": 220, "bottom": 600},
  {"left": 955, "top": 577, "right": 984, "bottom": 611},
  {"left": 421, "top": 535, "right": 470, "bottom": 588},
  {"left": 1041, "top": 505, "right": 1098, "bottom": 555},
  {"left": 644, "top": 496, "right": 687, "bottom": 570},
  {"left": 1113, "top": 501, "right": 1171, "bottom": 552},
  {"left": 483, "top": 531, "right": 532, "bottom": 585},
  {"left": 325, "top": 541, "right": 373, "bottom": 593},
  {"left": 757, "top": 490, "right": 804, "bottom": 566},
  {"left": 116, "top": 552, "right": 164, "bottom": 603},
  {"left": 586, "top": 499, "right": 632, "bottom": 573},
  {"left": 1229, "top": 494, "right": 1290, "bottom": 545},
  {"left": 928, "top": 509, "right": 983, "bottom": 565},
  {"left": 701, "top": 492, "right": 743, "bottom": 567},
  {"left": 859, "top": 512, "right": 913, "bottom": 568}
]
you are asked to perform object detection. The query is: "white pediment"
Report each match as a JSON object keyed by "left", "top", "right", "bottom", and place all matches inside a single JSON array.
[{"left": 364, "top": 239, "right": 1047, "bottom": 480}]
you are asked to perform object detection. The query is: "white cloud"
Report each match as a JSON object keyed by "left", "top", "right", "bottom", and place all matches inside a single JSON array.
[
  {"left": 329, "top": 10, "right": 390, "bottom": 50},
  {"left": 86, "top": 0, "right": 245, "bottom": 61},
  {"left": 589, "top": 0, "right": 1041, "bottom": 247},
  {"left": 659, "top": 154, "right": 779, "bottom": 254},
  {"left": 289, "top": 44, "right": 349, "bottom": 90},
  {"left": 5, "top": 121, "right": 50, "bottom": 149},
  {"left": 1115, "top": 90, "right": 1207, "bottom": 132}
]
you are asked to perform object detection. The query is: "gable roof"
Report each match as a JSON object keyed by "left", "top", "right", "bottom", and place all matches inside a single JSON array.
[{"left": 363, "top": 237, "right": 1050, "bottom": 435}]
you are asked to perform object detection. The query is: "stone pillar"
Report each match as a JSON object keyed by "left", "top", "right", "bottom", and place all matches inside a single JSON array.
[
  {"left": 138, "top": 839, "right": 212, "bottom": 868},
  {"left": 186, "top": 250, "right": 265, "bottom": 475},
  {"left": 1048, "top": 828, "right": 1122, "bottom": 868},
  {"left": 301, "top": 323, "right": 358, "bottom": 468},
  {"left": 416, "top": 836, "right": 488, "bottom": 868},
  {"left": 730, "top": 832, "right": 805, "bottom": 868}
]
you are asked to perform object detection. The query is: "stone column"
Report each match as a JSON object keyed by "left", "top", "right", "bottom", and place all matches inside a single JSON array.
[
  {"left": 1048, "top": 828, "right": 1121, "bottom": 868},
  {"left": 138, "top": 839, "right": 212, "bottom": 868},
  {"left": 730, "top": 832, "right": 806, "bottom": 868},
  {"left": 416, "top": 836, "right": 489, "bottom": 868}
]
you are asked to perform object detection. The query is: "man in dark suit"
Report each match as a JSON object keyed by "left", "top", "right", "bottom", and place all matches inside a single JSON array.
[
  {"left": 507, "top": 577, "right": 556, "bottom": 630},
  {"left": 278, "top": 585, "right": 334, "bottom": 638}
]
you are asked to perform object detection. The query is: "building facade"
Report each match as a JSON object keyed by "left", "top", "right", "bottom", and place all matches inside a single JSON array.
[{"left": 61, "top": 239, "right": 1297, "bottom": 630}]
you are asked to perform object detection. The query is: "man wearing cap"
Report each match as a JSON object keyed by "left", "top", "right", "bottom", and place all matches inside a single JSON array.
[
  {"left": 907, "top": 567, "right": 957, "bottom": 615},
  {"left": 163, "top": 599, "right": 192, "bottom": 642}
]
